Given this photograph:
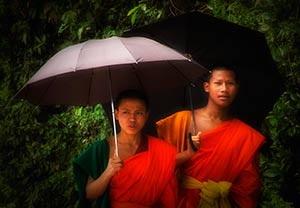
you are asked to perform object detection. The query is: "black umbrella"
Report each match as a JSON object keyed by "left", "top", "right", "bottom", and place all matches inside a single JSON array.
[{"left": 123, "top": 11, "right": 284, "bottom": 129}]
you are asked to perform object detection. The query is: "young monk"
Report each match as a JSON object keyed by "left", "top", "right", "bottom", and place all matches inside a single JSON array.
[
  {"left": 73, "top": 89, "right": 195, "bottom": 208},
  {"left": 156, "top": 65, "right": 266, "bottom": 208}
]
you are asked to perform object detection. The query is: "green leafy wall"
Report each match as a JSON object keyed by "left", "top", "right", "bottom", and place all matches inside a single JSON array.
[{"left": 0, "top": 0, "right": 299, "bottom": 207}]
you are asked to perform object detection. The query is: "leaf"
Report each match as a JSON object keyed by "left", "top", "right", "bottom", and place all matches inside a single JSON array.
[
  {"left": 22, "top": 33, "right": 27, "bottom": 44},
  {"left": 264, "top": 168, "right": 280, "bottom": 178},
  {"left": 260, "top": 24, "right": 270, "bottom": 32},
  {"left": 77, "top": 27, "right": 83, "bottom": 40},
  {"left": 131, "top": 12, "right": 137, "bottom": 26},
  {"left": 268, "top": 116, "right": 278, "bottom": 127},
  {"left": 127, "top": 5, "right": 140, "bottom": 16}
]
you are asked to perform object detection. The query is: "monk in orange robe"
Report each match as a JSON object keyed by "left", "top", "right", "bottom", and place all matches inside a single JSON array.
[
  {"left": 156, "top": 65, "right": 265, "bottom": 208},
  {"left": 73, "top": 89, "right": 178, "bottom": 207}
]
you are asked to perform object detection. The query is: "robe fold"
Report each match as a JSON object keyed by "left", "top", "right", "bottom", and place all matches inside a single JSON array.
[
  {"left": 109, "top": 136, "right": 178, "bottom": 207},
  {"left": 156, "top": 110, "right": 265, "bottom": 208},
  {"left": 73, "top": 136, "right": 178, "bottom": 208}
]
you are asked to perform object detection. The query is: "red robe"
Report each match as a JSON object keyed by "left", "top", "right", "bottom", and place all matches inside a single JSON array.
[
  {"left": 109, "top": 136, "right": 178, "bottom": 208},
  {"left": 156, "top": 111, "right": 265, "bottom": 208}
]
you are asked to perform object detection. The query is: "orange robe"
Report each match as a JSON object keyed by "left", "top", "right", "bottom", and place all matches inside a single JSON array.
[
  {"left": 109, "top": 136, "right": 178, "bottom": 208},
  {"left": 156, "top": 111, "right": 265, "bottom": 208}
]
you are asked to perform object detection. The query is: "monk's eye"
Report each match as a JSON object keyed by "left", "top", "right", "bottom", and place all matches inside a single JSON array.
[
  {"left": 214, "top": 81, "right": 222, "bottom": 85},
  {"left": 136, "top": 111, "right": 145, "bottom": 116}
]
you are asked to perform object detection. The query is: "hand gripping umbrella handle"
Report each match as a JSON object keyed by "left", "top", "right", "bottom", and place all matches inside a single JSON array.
[
  {"left": 188, "top": 132, "right": 199, "bottom": 152},
  {"left": 110, "top": 99, "right": 119, "bottom": 157}
]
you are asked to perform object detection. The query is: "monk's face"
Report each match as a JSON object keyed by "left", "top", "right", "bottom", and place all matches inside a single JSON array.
[
  {"left": 204, "top": 68, "right": 239, "bottom": 108},
  {"left": 115, "top": 98, "right": 148, "bottom": 135}
]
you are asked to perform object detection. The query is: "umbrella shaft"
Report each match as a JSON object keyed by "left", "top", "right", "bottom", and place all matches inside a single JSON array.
[{"left": 108, "top": 69, "right": 119, "bottom": 157}]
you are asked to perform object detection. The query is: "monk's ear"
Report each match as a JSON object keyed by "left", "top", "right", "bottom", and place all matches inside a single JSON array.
[
  {"left": 114, "top": 109, "right": 119, "bottom": 120},
  {"left": 203, "top": 82, "right": 209, "bottom": 93}
]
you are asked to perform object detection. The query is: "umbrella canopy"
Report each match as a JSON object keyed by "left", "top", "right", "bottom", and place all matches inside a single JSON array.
[
  {"left": 16, "top": 36, "right": 207, "bottom": 106},
  {"left": 123, "top": 11, "right": 284, "bottom": 129},
  {"left": 15, "top": 36, "right": 207, "bottom": 155}
]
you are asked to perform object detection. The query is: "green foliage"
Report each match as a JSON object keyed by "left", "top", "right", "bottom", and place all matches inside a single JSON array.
[
  {"left": 260, "top": 90, "right": 300, "bottom": 207},
  {"left": 0, "top": 0, "right": 299, "bottom": 207},
  {"left": 126, "top": 0, "right": 170, "bottom": 26},
  {"left": 127, "top": 3, "right": 162, "bottom": 26},
  {"left": 0, "top": 101, "right": 111, "bottom": 207}
]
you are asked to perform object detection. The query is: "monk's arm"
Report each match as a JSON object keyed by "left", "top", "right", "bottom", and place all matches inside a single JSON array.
[
  {"left": 176, "top": 151, "right": 193, "bottom": 167},
  {"left": 85, "top": 157, "right": 123, "bottom": 200},
  {"left": 175, "top": 132, "right": 201, "bottom": 167}
]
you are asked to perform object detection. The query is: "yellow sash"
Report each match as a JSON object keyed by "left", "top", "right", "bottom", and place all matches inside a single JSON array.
[{"left": 181, "top": 175, "right": 232, "bottom": 208}]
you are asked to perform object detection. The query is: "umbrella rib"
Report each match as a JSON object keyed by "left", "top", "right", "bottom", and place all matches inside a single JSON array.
[
  {"left": 87, "top": 69, "right": 94, "bottom": 105},
  {"left": 132, "top": 64, "right": 145, "bottom": 91},
  {"left": 167, "top": 60, "right": 195, "bottom": 85},
  {"left": 171, "top": 59, "right": 209, "bottom": 83},
  {"left": 118, "top": 38, "right": 139, "bottom": 64},
  {"left": 74, "top": 40, "right": 90, "bottom": 72},
  {"left": 37, "top": 76, "right": 57, "bottom": 104}
]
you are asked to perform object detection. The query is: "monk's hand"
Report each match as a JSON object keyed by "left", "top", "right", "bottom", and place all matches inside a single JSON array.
[
  {"left": 105, "top": 156, "right": 124, "bottom": 177},
  {"left": 187, "top": 132, "right": 201, "bottom": 153},
  {"left": 192, "top": 131, "right": 201, "bottom": 148}
]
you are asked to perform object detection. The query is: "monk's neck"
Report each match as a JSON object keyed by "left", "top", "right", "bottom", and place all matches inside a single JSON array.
[
  {"left": 201, "top": 105, "right": 231, "bottom": 122},
  {"left": 117, "top": 132, "right": 141, "bottom": 146}
]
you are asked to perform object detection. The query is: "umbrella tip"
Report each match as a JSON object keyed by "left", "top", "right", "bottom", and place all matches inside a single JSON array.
[
  {"left": 184, "top": 53, "right": 193, "bottom": 61},
  {"left": 136, "top": 57, "right": 143, "bottom": 63},
  {"left": 190, "top": 83, "right": 196, "bottom": 87}
]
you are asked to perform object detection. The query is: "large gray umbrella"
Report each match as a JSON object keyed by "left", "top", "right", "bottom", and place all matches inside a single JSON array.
[{"left": 15, "top": 36, "right": 207, "bottom": 156}]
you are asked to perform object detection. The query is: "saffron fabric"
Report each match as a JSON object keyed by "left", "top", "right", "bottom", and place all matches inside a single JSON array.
[
  {"left": 73, "top": 136, "right": 178, "bottom": 208},
  {"left": 156, "top": 110, "right": 265, "bottom": 208},
  {"left": 109, "top": 136, "right": 178, "bottom": 207}
]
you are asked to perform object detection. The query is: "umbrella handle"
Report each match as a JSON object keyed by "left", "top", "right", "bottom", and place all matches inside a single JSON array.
[
  {"left": 110, "top": 99, "right": 119, "bottom": 157},
  {"left": 188, "top": 85, "right": 197, "bottom": 135}
]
